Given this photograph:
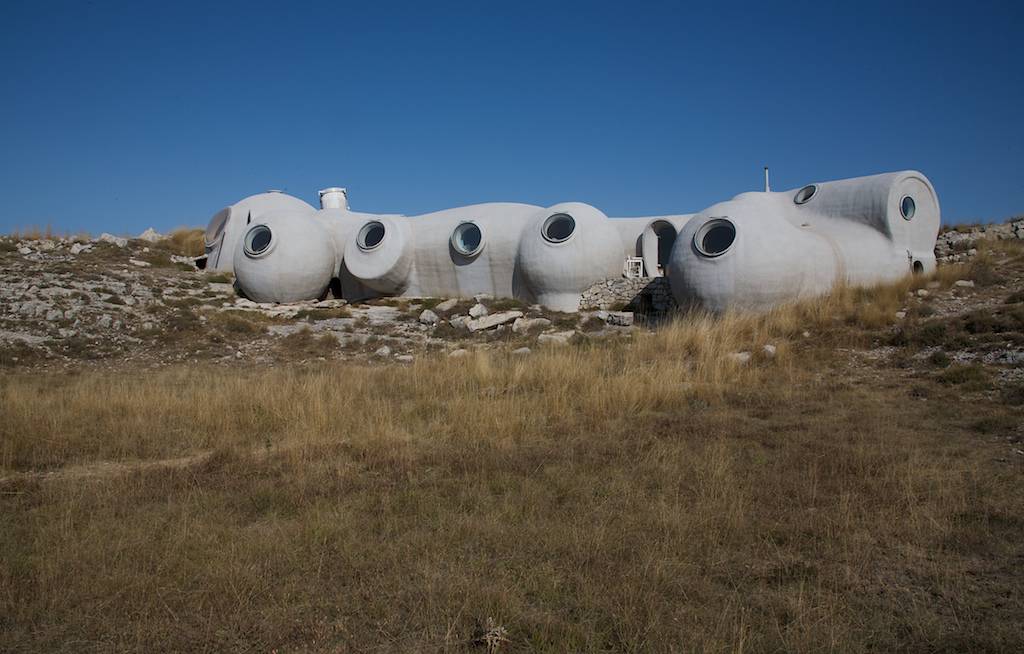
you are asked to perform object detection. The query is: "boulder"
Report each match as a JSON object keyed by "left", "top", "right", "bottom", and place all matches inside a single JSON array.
[
  {"left": 434, "top": 298, "right": 458, "bottom": 313},
  {"left": 467, "top": 310, "right": 523, "bottom": 332},
  {"left": 138, "top": 227, "right": 165, "bottom": 242},
  {"left": 418, "top": 309, "right": 439, "bottom": 325},
  {"left": 469, "top": 303, "right": 489, "bottom": 318},
  {"left": 537, "top": 330, "right": 575, "bottom": 346},
  {"left": 512, "top": 317, "right": 552, "bottom": 334}
]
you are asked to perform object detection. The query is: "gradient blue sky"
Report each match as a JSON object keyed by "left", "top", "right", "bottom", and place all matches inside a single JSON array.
[{"left": 1, "top": 1, "right": 1022, "bottom": 234}]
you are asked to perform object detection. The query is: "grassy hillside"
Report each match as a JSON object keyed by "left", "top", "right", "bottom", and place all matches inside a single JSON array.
[{"left": 1, "top": 243, "right": 1023, "bottom": 652}]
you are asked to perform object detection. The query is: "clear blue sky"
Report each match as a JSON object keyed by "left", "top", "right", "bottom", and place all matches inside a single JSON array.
[{"left": 1, "top": 0, "right": 1021, "bottom": 234}]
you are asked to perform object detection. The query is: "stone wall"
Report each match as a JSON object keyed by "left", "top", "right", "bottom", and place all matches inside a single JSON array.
[{"left": 579, "top": 277, "right": 676, "bottom": 317}]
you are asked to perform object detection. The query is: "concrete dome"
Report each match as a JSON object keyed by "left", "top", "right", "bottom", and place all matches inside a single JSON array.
[
  {"left": 233, "top": 210, "right": 335, "bottom": 303},
  {"left": 205, "top": 191, "right": 316, "bottom": 272},
  {"left": 515, "top": 202, "right": 623, "bottom": 311}
]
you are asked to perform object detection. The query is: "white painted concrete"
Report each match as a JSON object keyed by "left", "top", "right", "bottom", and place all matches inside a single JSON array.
[{"left": 208, "top": 169, "right": 941, "bottom": 312}]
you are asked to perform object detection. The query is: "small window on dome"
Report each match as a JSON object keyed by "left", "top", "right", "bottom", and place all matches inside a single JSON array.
[
  {"left": 693, "top": 218, "right": 736, "bottom": 257},
  {"left": 542, "top": 213, "right": 575, "bottom": 243},
  {"left": 357, "top": 221, "right": 386, "bottom": 250},
  {"left": 243, "top": 225, "right": 273, "bottom": 257},
  {"left": 451, "top": 222, "right": 483, "bottom": 256},
  {"left": 794, "top": 184, "right": 817, "bottom": 205},
  {"left": 900, "top": 196, "right": 916, "bottom": 220}
]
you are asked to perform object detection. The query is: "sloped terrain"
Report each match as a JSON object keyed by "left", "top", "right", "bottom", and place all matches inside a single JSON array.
[{"left": 0, "top": 227, "right": 1022, "bottom": 652}]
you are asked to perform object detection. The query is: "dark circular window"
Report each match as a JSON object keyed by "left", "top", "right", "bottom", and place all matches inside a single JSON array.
[
  {"left": 244, "top": 225, "right": 273, "bottom": 257},
  {"left": 451, "top": 222, "right": 483, "bottom": 256},
  {"left": 794, "top": 184, "right": 817, "bottom": 205},
  {"left": 542, "top": 213, "right": 575, "bottom": 243},
  {"left": 900, "top": 196, "right": 916, "bottom": 220},
  {"left": 357, "top": 221, "right": 386, "bottom": 250},
  {"left": 693, "top": 218, "right": 736, "bottom": 257}
]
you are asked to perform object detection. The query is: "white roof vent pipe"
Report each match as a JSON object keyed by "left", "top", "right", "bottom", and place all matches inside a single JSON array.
[
  {"left": 319, "top": 187, "right": 349, "bottom": 210},
  {"left": 763, "top": 166, "right": 771, "bottom": 193}
]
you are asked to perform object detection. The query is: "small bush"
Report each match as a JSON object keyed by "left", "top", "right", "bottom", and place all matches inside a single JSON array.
[
  {"left": 166, "top": 228, "right": 205, "bottom": 257},
  {"left": 927, "top": 350, "right": 951, "bottom": 367}
]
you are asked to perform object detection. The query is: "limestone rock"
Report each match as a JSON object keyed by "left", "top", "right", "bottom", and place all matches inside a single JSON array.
[
  {"left": 762, "top": 344, "right": 777, "bottom": 358},
  {"left": 374, "top": 345, "right": 392, "bottom": 357},
  {"left": 729, "top": 351, "right": 752, "bottom": 365},
  {"left": 512, "top": 317, "right": 552, "bottom": 334},
  {"left": 98, "top": 233, "right": 127, "bottom": 248},
  {"left": 467, "top": 310, "right": 523, "bottom": 332},
  {"left": 469, "top": 303, "right": 489, "bottom": 318},
  {"left": 954, "top": 279, "right": 975, "bottom": 288},
  {"left": 418, "top": 309, "right": 439, "bottom": 325},
  {"left": 537, "top": 330, "right": 575, "bottom": 346},
  {"left": 512, "top": 347, "right": 532, "bottom": 356},
  {"left": 128, "top": 259, "right": 151, "bottom": 268},
  {"left": 434, "top": 298, "right": 458, "bottom": 313},
  {"left": 138, "top": 227, "right": 165, "bottom": 242}
]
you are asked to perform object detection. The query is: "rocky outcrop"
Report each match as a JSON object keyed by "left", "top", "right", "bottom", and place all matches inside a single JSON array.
[{"left": 935, "top": 218, "right": 1024, "bottom": 264}]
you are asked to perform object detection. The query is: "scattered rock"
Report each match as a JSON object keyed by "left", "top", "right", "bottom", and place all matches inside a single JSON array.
[
  {"left": 512, "top": 347, "right": 532, "bottom": 356},
  {"left": 449, "top": 349, "right": 470, "bottom": 358},
  {"left": 69, "top": 242, "right": 92, "bottom": 255},
  {"left": 729, "top": 351, "right": 752, "bottom": 365},
  {"left": 895, "top": 311, "right": 907, "bottom": 320},
  {"left": 128, "top": 259, "right": 151, "bottom": 268},
  {"left": 473, "top": 293, "right": 494, "bottom": 302},
  {"left": 916, "top": 289, "right": 929, "bottom": 298},
  {"left": 602, "top": 311, "right": 634, "bottom": 327},
  {"left": 418, "top": 309, "right": 439, "bottom": 325},
  {"left": 449, "top": 315, "right": 471, "bottom": 330},
  {"left": 762, "top": 344, "right": 777, "bottom": 358},
  {"left": 467, "top": 310, "right": 523, "bottom": 332},
  {"left": 98, "top": 233, "right": 127, "bottom": 248},
  {"left": 17, "top": 247, "right": 32, "bottom": 256},
  {"left": 434, "top": 298, "right": 458, "bottom": 313},
  {"left": 374, "top": 345, "right": 392, "bottom": 358},
  {"left": 137, "top": 227, "right": 164, "bottom": 242},
  {"left": 469, "top": 303, "right": 489, "bottom": 318},
  {"left": 537, "top": 331, "right": 575, "bottom": 346},
  {"left": 954, "top": 279, "right": 975, "bottom": 288},
  {"left": 512, "top": 317, "right": 552, "bottom": 334},
  {"left": 395, "top": 354, "right": 414, "bottom": 363}
]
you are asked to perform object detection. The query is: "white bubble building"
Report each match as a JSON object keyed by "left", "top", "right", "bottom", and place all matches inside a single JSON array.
[{"left": 204, "top": 171, "right": 940, "bottom": 312}]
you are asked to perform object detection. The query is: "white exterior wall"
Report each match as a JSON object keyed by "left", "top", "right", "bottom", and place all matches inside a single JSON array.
[
  {"left": 215, "top": 170, "right": 941, "bottom": 312},
  {"left": 667, "top": 171, "right": 941, "bottom": 312}
]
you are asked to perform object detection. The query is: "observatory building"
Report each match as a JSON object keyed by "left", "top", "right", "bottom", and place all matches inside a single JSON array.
[{"left": 203, "top": 171, "right": 940, "bottom": 313}]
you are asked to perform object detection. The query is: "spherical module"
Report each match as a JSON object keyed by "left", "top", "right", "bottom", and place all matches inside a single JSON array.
[{"left": 233, "top": 211, "right": 336, "bottom": 303}]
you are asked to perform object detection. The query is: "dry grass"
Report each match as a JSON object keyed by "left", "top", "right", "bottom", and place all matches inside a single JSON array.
[
  {"left": 163, "top": 227, "right": 206, "bottom": 257},
  {"left": 2, "top": 259, "right": 1023, "bottom": 651}
]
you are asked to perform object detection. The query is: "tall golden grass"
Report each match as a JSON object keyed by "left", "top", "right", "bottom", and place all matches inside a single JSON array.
[{"left": 2, "top": 255, "right": 1022, "bottom": 651}]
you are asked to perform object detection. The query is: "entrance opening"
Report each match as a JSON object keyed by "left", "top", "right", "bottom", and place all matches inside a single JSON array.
[
  {"left": 912, "top": 260, "right": 924, "bottom": 275},
  {"left": 654, "top": 223, "right": 677, "bottom": 274}
]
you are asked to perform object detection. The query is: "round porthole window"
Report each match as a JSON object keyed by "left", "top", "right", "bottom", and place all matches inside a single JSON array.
[
  {"left": 243, "top": 225, "right": 273, "bottom": 257},
  {"left": 794, "top": 184, "right": 817, "bottom": 205},
  {"left": 900, "top": 196, "right": 916, "bottom": 220},
  {"left": 357, "top": 221, "right": 386, "bottom": 251},
  {"left": 450, "top": 222, "right": 483, "bottom": 256},
  {"left": 693, "top": 218, "right": 736, "bottom": 257},
  {"left": 542, "top": 213, "right": 576, "bottom": 243}
]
